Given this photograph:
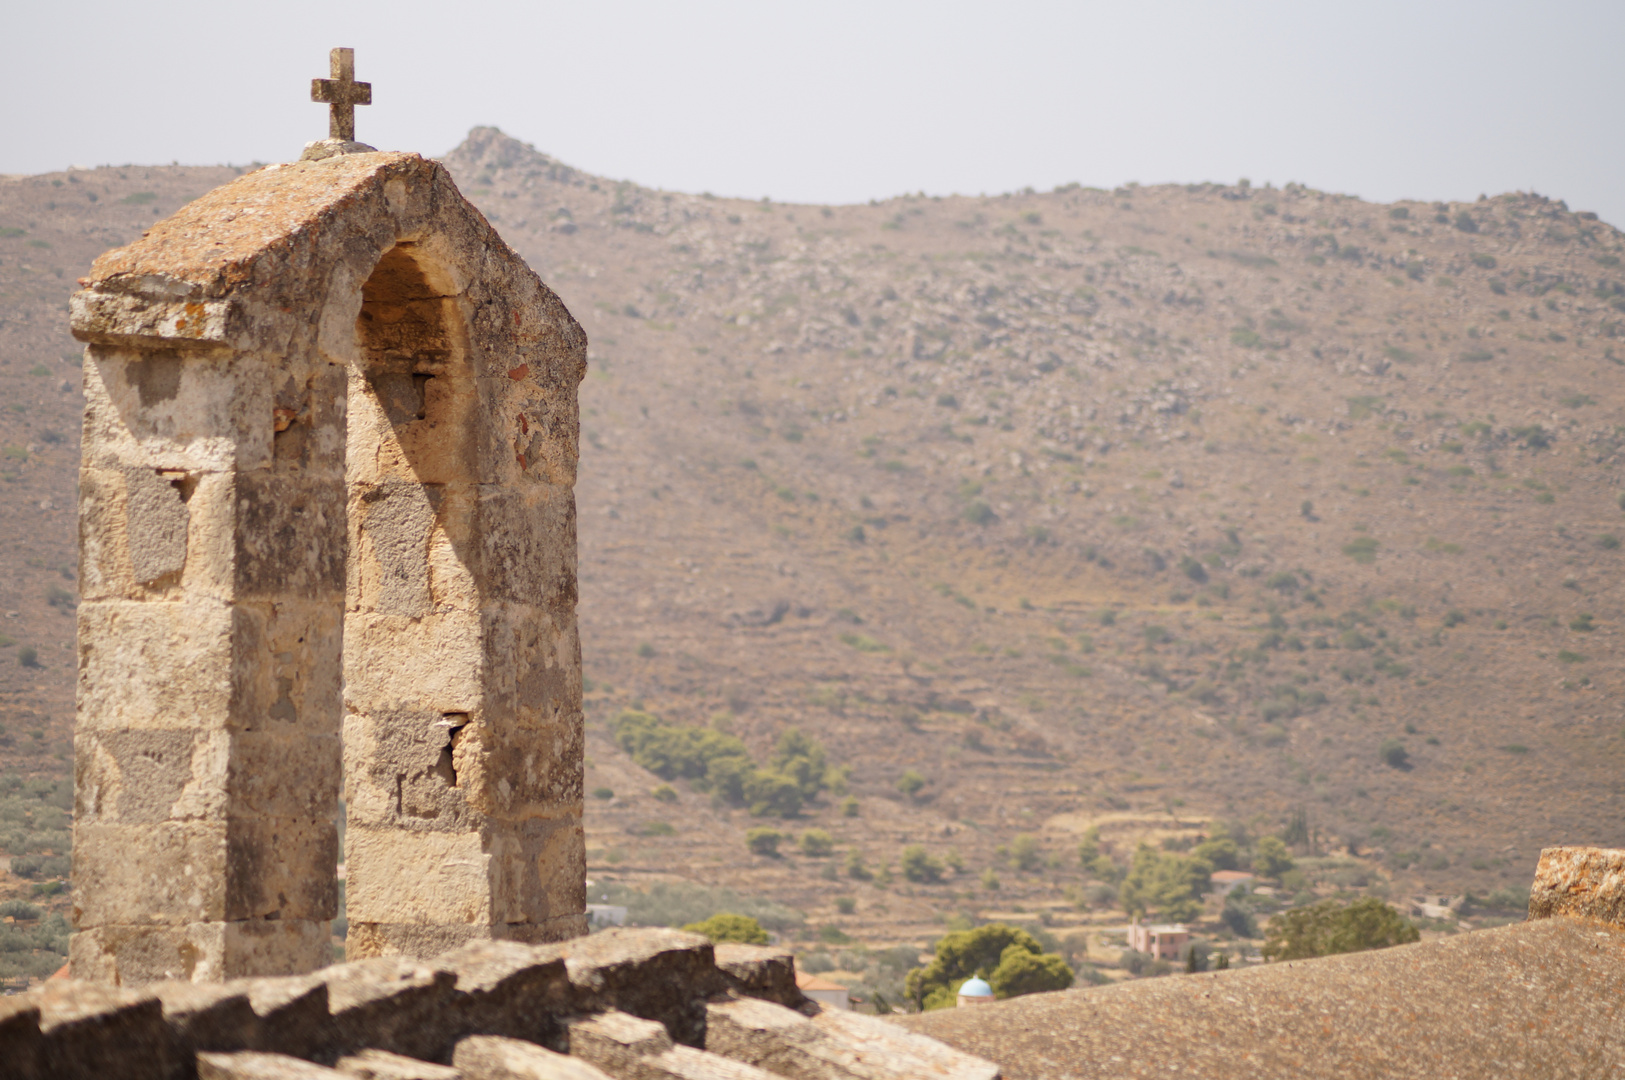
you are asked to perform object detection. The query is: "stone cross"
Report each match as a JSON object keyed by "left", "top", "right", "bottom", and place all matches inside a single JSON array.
[{"left": 311, "top": 47, "right": 372, "bottom": 141}]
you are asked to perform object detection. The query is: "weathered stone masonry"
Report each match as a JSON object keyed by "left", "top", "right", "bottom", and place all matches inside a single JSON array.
[{"left": 68, "top": 151, "right": 588, "bottom": 984}]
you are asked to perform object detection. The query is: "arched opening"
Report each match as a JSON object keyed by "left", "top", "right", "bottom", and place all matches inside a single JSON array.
[{"left": 342, "top": 242, "right": 488, "bottom": 959}]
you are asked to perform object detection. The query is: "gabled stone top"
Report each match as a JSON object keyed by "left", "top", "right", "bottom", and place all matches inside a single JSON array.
[
  {"left": 67, "top": 149, "right": 583, "bottom": 377},
  {"left": 79, "top": 153, "right": 445, "bottom": 300}
]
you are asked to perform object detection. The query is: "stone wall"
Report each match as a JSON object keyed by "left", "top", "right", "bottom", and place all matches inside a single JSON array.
[
  {"left": 68, "top": 151, "right": 588, "bottom": 983},
  {"left": 0, "top": 927, "right": 999, "bottom": 1080}
]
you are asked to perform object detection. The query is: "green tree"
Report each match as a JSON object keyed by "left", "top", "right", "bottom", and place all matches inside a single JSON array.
[
  {"left": 844, "top": 850, "right": 873, "bottom": 880},
  {"left": 1118, "top": 845, "right": 1212, "bottom": 921},
  {"left": 1009, "top": 834, "right": 1042, "bottom": 872},
  {"left": 799, "top": 829, "right": 834, "bottom": 857},
  {"left": 896, "top": 770, "right": 926, "bottom": 798},
  {"left": 1262, "top": 898, "right": 1419, "bottom": 961},
  {"left": 1077, "top": 826, "right": 1101, "bottom": 866},
  {"left": 1192, "top": 829, "right": 1239, "bottom": 871},
  {"left": 900, "top": 845, "right": 944, "bottom": 883},
  {"left": 1254, "top": 835, "right": 1294, "bottom": 879},
  {"left": 683, "top": 913, "right": 769, "bottom": 945},
  {"left": 905, "top": 924, "right": 1057, "bottom": 1010},
  {"left": 988, "top": 943, "right": 1074, "bottom": 998},
  {"left": 746, "top": 828, "right": 783, "bottom": 857},
  {"left": 771, "top": 727, "right": 830, "bottom": 799},
  {"left": 1087, "top": 853, "right": 1120, "bottom": 882},
  {"left": 743, "top": 770, "right": 803, "bottom": 817}
]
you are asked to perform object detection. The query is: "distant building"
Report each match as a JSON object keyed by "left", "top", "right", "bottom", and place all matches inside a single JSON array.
[
  {"left": 956, "top": 977, "right": 995, "bottom": 1007},
  {"left": 587, "top": 904, "right": 628, "bottom": 930},
  {"left": 796, "top": 972, "right": 851, "bottom": 1010},
  {"left": 1210, "top": 870, "right": 1256, "bottom": 895},
  {"left": 1127, "top": 919, "right": 1189, "bottom": 960}
]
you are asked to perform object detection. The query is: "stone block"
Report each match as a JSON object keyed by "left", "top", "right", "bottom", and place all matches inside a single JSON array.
[
  {"left": 346, "top": 479, "right": 440, "bottom": 619},
  {"left": 156, "top": 973, "right": 332, "bottom": 1055},
  {"left": 71, "top": 289, "right": 234, "bottom": 349},
  {"left": 80, "top": 465, "right": 235, "bottom": 602},
  {"left": 228, "top": 601, "right": 344, "bottom": 738},
  {"left": 450, "top": 704, "right": 583, "bottom": 822},
  {"left": 0, "top": 994, "right": 45, "bottom": 1080},
  {"left": 37, "top": 979, "right": 177, "bottom": 1080},
  {"left": 703, "top": 997, "right": 833, "bottom": 1080},
  {"left": 218, "top": 919, "right": 334, "bottom": 980},
  {"left": 76, "top": 727, "right": 221, "bottom": 825},
  {"left": 334, "top": 1048, "right": 463, "bottom": 1080},
  {"left": 565, "top": 1008, "right": 779, "bottom": 1080},
  {"left": 343, "top": 610, "right": 483, "bottom": 714},
  {"left": 345, "top": 922, "right": 488, "bottom": 964},
  {"left": 122, "top": 463, "right": 192, "bottom": 585},
  {"left": 73, "top": 821, "right": 229, "bottom": 925},
  {"left": 322, "top": 956, "right": 459, "bottom": 1061},
  {"left": 473, "top": 485, "right": 576, "bottom": 609},
  {"left": 224, "top": 816, "right": 340, "bottom": 921},
  {"left": 155, "top": 979, "right": 258, "bottom": 1051},
  {"left": 198, "top": 1052, "right": 350, "bottom": 1080},
  {"left": 79, "top": 347, "right": 251, "bottom": 475},
  {"left": 538, "top": 929, "right": 721, "bottom": 1047},
  {"left": 343, "top": 826, "right": 491, "bottom": 927},
  {"left": 227, "top": 731, "right": 343, "bottom": 821},
  {"left": 240, "top": 974, "right": 333, "bottom": 1059},
  {"left": 711, "top": 946, "right": 804, "bottom": 1009},
  {"left": 376, "top": 374, "right": 480, "bottom": 488},
  {"left": 340, "top": 710, "right": 472, "bottom": 832},
  {"left": 72, "top": 924, "right": 219, "bottom": 985},
  {"left": 705, "top": 999, "right": 1000, "bottom": 1080},
  {"left": 452, "top": 1036, "right": 614, "bottom": 1080},
  {"left": 471, "top": 375, "right": 580, "bottom": 490},
  {"left": 347, "top": 816, "right": 582, "bottom": 934},
  {"left": 646, "top": 1046, "right": 784, "bottom": 1080},
  {"left": 478, "top": 604, "right": 580, "bottom": 729},
  {"left": 437, "top": 938, "right": 570, "bottom": 1043},
  {"left": 76, "top": 598, "right": 234, "bottom": 732},
  {"left": 566, "top": 1009, "right": 673, "bottom": 1071},
  {"left": 72, "top": 919, "right": 333, "bottom": 986},
  {"left": 806, "top": 1007, "right": 1000, "bottom": 1080},
  {"left": 1529, "top": 845, "right": 1625, "bottom": 925}
]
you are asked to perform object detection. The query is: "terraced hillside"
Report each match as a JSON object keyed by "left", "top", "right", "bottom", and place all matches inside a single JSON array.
[{"left": 1, "top": 130, "right": 1623, "bottom": 978}]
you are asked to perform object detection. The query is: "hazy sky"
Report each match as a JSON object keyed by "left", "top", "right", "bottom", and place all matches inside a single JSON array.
[{"left": 6, "top": 1, "right": 1622, "bottom": 223}]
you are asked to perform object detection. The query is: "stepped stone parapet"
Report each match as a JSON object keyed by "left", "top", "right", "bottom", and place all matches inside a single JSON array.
[{"left": 0, "top": 928, "right": 1000, "bottom": 1080}]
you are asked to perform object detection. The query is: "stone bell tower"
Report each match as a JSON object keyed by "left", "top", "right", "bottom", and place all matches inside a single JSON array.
[{"left": 67, "top": 52, "right": 588, "bottom": 984}]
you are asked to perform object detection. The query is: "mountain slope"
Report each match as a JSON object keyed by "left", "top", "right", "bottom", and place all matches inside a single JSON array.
[{"left": 1, "top": 130, "right": 1623, "bottom": 956}]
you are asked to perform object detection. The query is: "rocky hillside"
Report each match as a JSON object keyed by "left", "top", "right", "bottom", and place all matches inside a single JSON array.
[{"left": 2, "top": 129, "right": 1624, "bottom": 963}]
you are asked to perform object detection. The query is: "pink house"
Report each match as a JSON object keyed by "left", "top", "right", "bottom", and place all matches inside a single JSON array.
[
  {"left": 1210, "top": 870, "right": 1257, "bottom": 895},
  {"left": 1128, "top": 919, "right": 1189, "bottom": 960}
]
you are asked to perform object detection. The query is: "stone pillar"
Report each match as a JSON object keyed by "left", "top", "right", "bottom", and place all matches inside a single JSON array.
[
  {"left": 69, "top": 152, "right": 587, "bottom": 983},
  {"left": 70, "top": 339, "right": 345, "bottom": 983},
  {"left": 341, "top": 239, "right": 587, "bottom": 958}
]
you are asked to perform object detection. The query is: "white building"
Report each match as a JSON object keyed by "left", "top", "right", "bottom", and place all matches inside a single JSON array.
[
  {"left": 956, "top": 977, "right": 995, "bottom": 1007},
  {"left": 796, "top": 972, "right": 851, "bottom": 1010},
  {"left": 1127, "top": 919, "right": 1189, "bottom": 960},
  {"left": 587, "top": 904, "right": 628, "bottom": 930}
]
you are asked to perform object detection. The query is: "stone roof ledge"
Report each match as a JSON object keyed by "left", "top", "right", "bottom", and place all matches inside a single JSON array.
[
  {"left": 1528, "top": 844, "right": 1625, "bottom": 924},
  {"left": 67, "top": 150, "right": 582, "bottom": 374}
]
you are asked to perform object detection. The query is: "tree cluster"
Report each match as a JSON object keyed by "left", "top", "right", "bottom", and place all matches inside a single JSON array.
[
  {"left": 1119, "top": 844, "right": 1213, "bottom": 922},
  {"left": 612, "top": 711, "right": 833, "bottom": 817},
  {"left": 1261, "top": 897, "right": 1419, "bottom": 961},
  {"left": 905, "top": 923, "right": 1074, "bottom": 1010}
]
